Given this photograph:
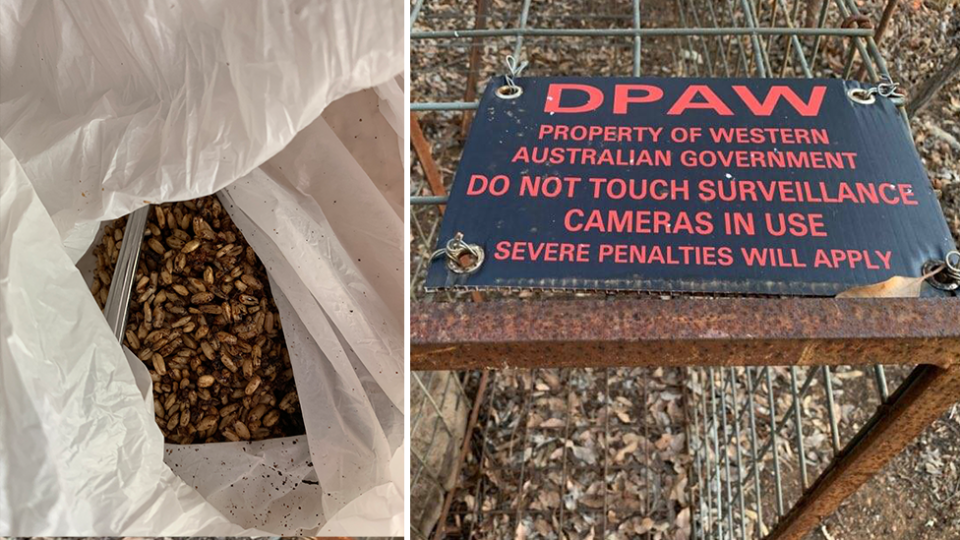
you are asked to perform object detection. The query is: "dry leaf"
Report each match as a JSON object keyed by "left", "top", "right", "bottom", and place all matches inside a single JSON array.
[
  {"left": 834, "top": 369, "right": 864, "bottom": 380},
  {"left": 655, "top": 433, "right": 674, "bottom": 451},
  {"left": 539, "top": 417, "right": 564, "bottom": 429},
  {"left": 676, "top": 508, "right": 691, "bottom": 531},
  {"left": 580, "top": 495, "right": 604, "bottom": 509},
  {"left": 568, "top": 442, "right": 597, "bottom": 464},
  {"left": 669, "top": 476, "right": 688, "bottom": 504},
  {"left": 836, "top": 266, "right": 942, "bottom": 298},
  {"left": 541, "top": 371, "right": 561, "bottom": 389},
  {"left": 622, "top": 433, "right": 643, "bottom": 446},
  {"left": 514, "top": 520, "right": 527, "bottom": 540},
  {"left": 538, "top": 491, "right": 561, "bottom": 509},
  {"left": 615, "top": 440, "right": 639, "bottom": 463}
]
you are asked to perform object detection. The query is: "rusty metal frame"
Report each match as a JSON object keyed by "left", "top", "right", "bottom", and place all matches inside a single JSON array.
[
  {"left": 411, "top": 298, "right": 960, "bottom": 371},
  {"left": 768, "top": 363, "right": 960, "bottom": 540},
  {"left": 410, "top": 296, "right": 960, "bottom": 539}
]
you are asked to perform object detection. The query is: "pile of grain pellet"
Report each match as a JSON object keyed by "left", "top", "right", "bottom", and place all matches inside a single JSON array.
[{"left": 90, "top": 195, "right": 305, "bottom": 443}]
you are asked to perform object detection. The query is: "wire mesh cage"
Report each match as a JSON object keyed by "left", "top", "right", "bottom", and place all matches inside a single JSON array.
[
  {"left": 412, "top": 370, "right": 475, "bottom": 539},
  {"left": 415, "top": 363, "right": 918, "bottom": 539},
  {"left": 410, "top": 1, "right": 954, "bottom": 539},
  {"left": 443, "top": 367, "right": 694, "bottom": 539},
  {"left": 684, "top": 364, "right": 913, "bottom": 539}
]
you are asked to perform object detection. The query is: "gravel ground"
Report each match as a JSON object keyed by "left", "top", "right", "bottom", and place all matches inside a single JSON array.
[
  {"left": 877, "top": 0, "right": 960, "bottom": 245},
  {"left": 445, "top": 368, "right": 692, "bottom": 539},
  {"left": 816, "top": 403, "right": 960, "bottom": 540}
]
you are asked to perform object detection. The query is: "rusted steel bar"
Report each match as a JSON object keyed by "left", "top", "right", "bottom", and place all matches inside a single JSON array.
[
  {"left": 432, "top": 370, "right": 491, "bottom": 540},
  {"left": 459, "top": 0, "right": 489, "bottom": 137},
  {"left": 765, "top": 364, "right": 960, "bottom": 540},
  {"left": 872, "top": 0, "right": 898, "bottom": 47},
  {"left": 411, "top": 112, "right": 447, "bottom": 215},
  {"left": 410, "top": 298, "right": 960, "bottom": 370},
  {"left": 854, "top": 0, "right": 898, "bottom": 79}
]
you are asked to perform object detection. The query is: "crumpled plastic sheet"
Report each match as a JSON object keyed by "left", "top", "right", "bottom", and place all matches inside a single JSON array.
[{"left": 0, "top": 0, "right": 403, "bottom": 535}]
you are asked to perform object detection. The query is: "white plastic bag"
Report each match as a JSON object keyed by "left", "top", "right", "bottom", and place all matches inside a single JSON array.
[{"left": 0, "top": 0, "right": 403, "bottom": 535}]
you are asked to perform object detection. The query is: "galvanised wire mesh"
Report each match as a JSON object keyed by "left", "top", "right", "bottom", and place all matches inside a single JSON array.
[{"left": 411, "top": 370, "right": 475, "bottom": 540}]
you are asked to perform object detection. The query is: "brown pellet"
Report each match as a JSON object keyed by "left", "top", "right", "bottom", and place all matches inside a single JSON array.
[
  {"left": 245, "top": 375, "right": 262, "bottom": 396},
  {"left": 87, "top": 196, "right": 303, "bottom": 444}
]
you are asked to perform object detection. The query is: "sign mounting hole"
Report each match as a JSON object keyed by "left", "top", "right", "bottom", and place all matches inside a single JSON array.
[
  {"left": 496, "top": 85, "right": 523, "bottom": 100},
  {"left": 923, "top": 259, "right": 959, "bottom": 291},
  {"left": 847, "top": 87, "right": 875, "bottom": 105}
]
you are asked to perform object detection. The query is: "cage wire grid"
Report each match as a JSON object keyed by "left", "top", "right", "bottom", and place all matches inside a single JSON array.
[
  {"left": 411, "top": 370, "right": 476, "bottom": 538},
  {"left": 444, "top": 367, "right": 697, "bottom": 539},
  {"left": 409, "top": 0, "right": 917, "bottom": 538}
]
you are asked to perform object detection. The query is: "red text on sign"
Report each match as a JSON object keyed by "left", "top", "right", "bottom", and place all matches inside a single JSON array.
[{"left": 544, "top": 83, "right": 827, "bottom": 117}]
